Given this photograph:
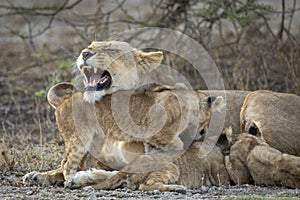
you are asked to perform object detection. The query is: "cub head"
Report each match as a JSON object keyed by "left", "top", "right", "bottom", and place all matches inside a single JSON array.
[
  {"left": 76, "top": 41, "right": 163, "bottom": 102},
  {"left": 197, "top": 95, "right": 225, "bottom": 139}
]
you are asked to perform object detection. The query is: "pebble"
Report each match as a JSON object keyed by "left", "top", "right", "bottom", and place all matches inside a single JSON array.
[{"left": 26, "top": 190, "right": 34, "bottom": 195}]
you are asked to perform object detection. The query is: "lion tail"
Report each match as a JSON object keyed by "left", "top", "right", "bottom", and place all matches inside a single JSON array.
[{"left": 47, "top": 82, "right": 77, "bottom": 108}]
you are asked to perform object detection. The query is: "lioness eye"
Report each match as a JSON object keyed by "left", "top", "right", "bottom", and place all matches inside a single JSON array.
[{"left": 105, "top": 49, "right": 122, "bottom": 56}]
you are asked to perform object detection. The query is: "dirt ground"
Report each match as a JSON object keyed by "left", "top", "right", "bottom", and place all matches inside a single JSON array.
[
  {"left": 0, "top": 133, "right": 299, "bottom": 199},
  {"left": 1, "top": 178, "right": 299, "bottom": 199}
]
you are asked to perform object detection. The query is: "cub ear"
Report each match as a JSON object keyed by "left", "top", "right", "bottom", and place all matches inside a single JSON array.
[
  {"left": 47, "top": 82, "right": 77, "bottom": 109},
  {"left": 134, "top": 49, "right": 163, "bottom": 71},
  {"left": 207, "top": 96, "right": 225, "bottom": 112}
]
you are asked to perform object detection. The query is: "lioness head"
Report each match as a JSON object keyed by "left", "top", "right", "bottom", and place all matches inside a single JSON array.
[{"left": 76, "top": 41, "right": 163, "bottom": 102}]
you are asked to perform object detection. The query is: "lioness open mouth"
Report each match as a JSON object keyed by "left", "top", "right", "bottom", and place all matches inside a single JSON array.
[{"left": 82, "top": 66, "right": 111, "bottom": 91}]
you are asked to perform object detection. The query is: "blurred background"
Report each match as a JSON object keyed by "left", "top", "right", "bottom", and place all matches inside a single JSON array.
[{"left": 0, "top": 0, "right": 299, "bottom": 175}]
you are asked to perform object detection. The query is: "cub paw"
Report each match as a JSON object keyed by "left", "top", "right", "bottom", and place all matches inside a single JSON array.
[{"left": 139, "top": 183, "right": 187, "bottom": 193}]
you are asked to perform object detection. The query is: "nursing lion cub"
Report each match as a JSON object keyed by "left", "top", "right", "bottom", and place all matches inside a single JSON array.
[
  {"left": 226, "top": 90, "right": 300, "bottom": 188},
  {"left": 23, "top": 82, "right": 229, "bottom": 191},
  {"left": 225, "top": 133, "right": 300, "bottom": 188}
]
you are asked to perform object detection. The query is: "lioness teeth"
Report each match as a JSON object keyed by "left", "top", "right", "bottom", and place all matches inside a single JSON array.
[
  {"left": 100, "top": 76, "right": 108, "bottom": 84},
  {"left": 83, "top": 79, "right": 87, "bottom": 86},
  {"left": 94, "top": 68, "right": 97, "bottom": 74}
]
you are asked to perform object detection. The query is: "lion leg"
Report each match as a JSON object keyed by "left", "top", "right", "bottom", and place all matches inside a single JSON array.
[
  {"left": 91, "top": 171, "right": 132, "bottom": 190},
  {"left": 65, "top": 168, "right": 119, "bottom": 189},
  {"left": 247, "top": 145, "right": 300, "bottom": 188},
  {"left": 92, "top": 163, "right": 186, "bottom": 192},
  {"left": 23, "top": 167, "right": 64, "bottom": 186},
  {"left": 23, "top": 154, "right": 69, "bottom": 186},
  {"left": 138, "top": 163, "right": 186, "bottom": 192},
  {"left": 224, "top": 136, "right": 253, "bottom": 185},
  {"left": 63, "top": 138, "right": 89, "bottom": 187},
  {"left": 90, "top": 155, "right": 186, "bottom": 192},
  {"left": 125, "top": 153, "right": 186, "bottom": 192}
]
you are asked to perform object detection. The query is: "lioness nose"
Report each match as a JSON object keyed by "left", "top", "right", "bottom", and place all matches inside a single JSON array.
[{"left": 82, "top": 51, "right": 94, "bottom": 60}]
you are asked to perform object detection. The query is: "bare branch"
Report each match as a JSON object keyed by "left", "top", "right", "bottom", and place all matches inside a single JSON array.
[
  {"left": 277, "top": 0, "right": 285, "bottom": 40},
  {"left": 0, "top": 0, "right": 82, "bottom": 17}
]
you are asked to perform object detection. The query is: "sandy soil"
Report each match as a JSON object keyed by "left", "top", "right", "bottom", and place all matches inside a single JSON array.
[{"left": 0, "top": 173, "right": 299, "bottom": 200}]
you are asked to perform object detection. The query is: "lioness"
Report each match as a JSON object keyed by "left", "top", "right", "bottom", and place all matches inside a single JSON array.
[
  {"left": 23, "top": 82, "right": 229, "bottom": 191},
  {"left": 240, "top": 90, "right": 300, "bottom": 156}
]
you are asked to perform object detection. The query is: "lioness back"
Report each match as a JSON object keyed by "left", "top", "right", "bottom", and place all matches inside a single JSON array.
[{"left": 241, "top": 90, "right": 300, "bottom": 156}]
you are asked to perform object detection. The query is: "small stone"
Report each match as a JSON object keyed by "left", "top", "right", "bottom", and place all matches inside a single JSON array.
[
  {"left": 201, "top": 186, "right": 208, "bottom": 191},
  {"left": 26, "top": 190, "right": 34, "bottom": 195},
  {"left": 83, "top": 186, "right": 94, "bottom": 191},
  {"left": 153, "top": 190, "right": 160, "bottom": 194}
]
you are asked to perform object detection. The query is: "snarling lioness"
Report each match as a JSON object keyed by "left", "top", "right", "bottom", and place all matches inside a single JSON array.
[
  {"left": 75, "top": 41, "right": 164, "bottom": 103},
  {"left": 23, "top": 41, "right": 230, "bottom": 191}
]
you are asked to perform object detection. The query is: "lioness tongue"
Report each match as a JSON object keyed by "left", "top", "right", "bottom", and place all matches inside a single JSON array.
[{"left": 89, "top": 74, "right": 101, "bottom": 87}]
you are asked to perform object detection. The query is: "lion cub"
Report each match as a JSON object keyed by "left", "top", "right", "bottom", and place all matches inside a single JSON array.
[
  {"left": 23, "top": 82, "right": 226, "bottom": 190},
  {"left": 225, "top": 133, "right": 300, "bottom": 188}
]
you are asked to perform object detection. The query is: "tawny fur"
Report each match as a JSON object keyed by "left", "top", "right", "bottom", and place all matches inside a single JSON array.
[
  {"left": 23, "top": 83, "right": 228, "bottom": 191},
  {"left": 24, "top": 41, "right": 228, "bottom": 190},
  {"left": 225, "top": 133, "right": 300, "bottom": 188},
  {"left": 199, "top": 90, "right": 249, "bottom": 151},
  {"left": 23, "top": 41, "right": 300, "bottom": 190},
  {"left": 240, "top": 90, "right": 300, "bottom": 156},
  {"left": 91, "top": 142, "right": 230, "bottom": 191},
  {"left": 24, "top": 41, "right": 227, "bottom": 191}
]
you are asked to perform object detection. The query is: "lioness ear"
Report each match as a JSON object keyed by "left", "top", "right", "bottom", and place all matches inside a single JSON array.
[
  {"left": 134, "top": 49, "right": 163, "bottom": 71},
  {"left": 207, "top": 96, "right": 225, "bottom": 112}
]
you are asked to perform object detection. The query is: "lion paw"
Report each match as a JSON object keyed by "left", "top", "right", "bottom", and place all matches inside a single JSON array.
[
  {"left": 64, "top": 169, "right": 119, "bottom": 189},
  {"left": 23, "top": 171, "right": 50, "bottom": 186},
  {"left": 64, "top": 171, "right": 90, "bottom": 189},
  {"left": 139, "top": 183, "right": 187, "bottom": 193}
]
